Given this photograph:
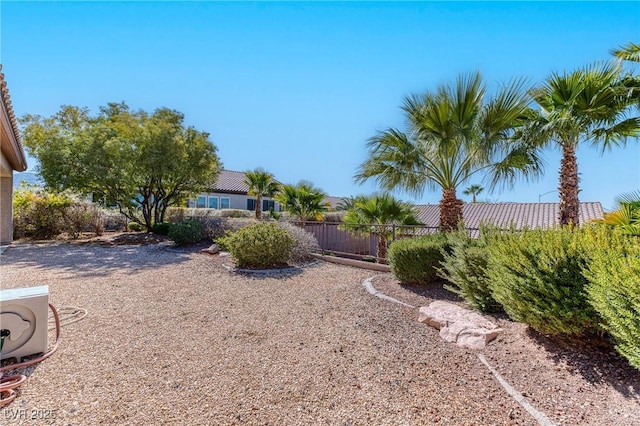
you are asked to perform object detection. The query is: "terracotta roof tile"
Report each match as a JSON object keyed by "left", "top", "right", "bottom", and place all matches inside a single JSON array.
[{"left": 0, "top": 64, "right": 27, "bottom": 171}]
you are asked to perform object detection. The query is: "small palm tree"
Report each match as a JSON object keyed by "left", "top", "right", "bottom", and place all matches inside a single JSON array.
[
  {"left": 463, "top": 184, "right": 484, "bottom": 203},
  {"left": 244, "top": 168, "right": 280, "bottom": 219},
  {"left": 529, "top": 61, "right": 639, "bottom": 226},
  {"left": 355, "top": 72, "right": 543, "bottom": 231},
  {"left": 593, "top": 190, "right": 640, "bottom": 234},
  {"left": 275, "top": 181, "right": 329, "bottom": 221},
  {"left": 341, "top": 194, "right": 420, "bottom": 262}
]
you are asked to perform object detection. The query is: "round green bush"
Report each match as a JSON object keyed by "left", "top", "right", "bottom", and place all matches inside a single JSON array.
[
  {"left": 221, "top": 222, "right": 293, "bottom": 269},
  {"left": 387, "top": 234, "right": 449, "bottom": 285},
  {"left": 151, "top": 222, "right": 171, "bottom": 235},
  {"left": 127, "top": 222, "right": 144, "bottom": 232},
  {"left": 486, "top": 228, "right": 596, "bottom": 336},
  {"left": 168, "top": 219, "right": 204, "bottom": 246}
]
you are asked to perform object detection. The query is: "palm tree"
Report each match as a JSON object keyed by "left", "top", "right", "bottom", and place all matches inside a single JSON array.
[
  {"left": 341, "top": 194, "right": 420, "bottom": 262},
  {"left": 529, "top": 61, "right": 639, "bottom": 226},
  {"left": 355, "top": 72, "right": 543, "bottom": 231},
  {"left": 593, "top": 190, "right": 640, "bottom": 235},
  {"left": 275, "top": 181, "right": 328, "bottom": 221},
  {"left": 611, "top": 42, "right": 640, "bottom": 63},
  {"left": 244, "top": 168, "right": 280, "bottom": 219},
  {"left": 463, "top": 184, "right": 484, "bottom": 203}
]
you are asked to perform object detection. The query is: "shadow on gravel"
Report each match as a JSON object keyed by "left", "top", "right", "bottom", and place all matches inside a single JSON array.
[
  {"left": 528, "top": 329, "right": 640, "bottom": 398},
  {"left": 399, "top": 279, "right": 464, "bottom": 303},
  {"left": 1, "top": 242, "right": 192, "bottom": 277}
]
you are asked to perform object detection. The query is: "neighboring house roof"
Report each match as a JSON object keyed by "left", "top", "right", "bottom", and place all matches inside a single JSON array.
[
  {"left": 324, "top": 196, "right": 346, "bottom": 209},
  {"left": 415, "top": 202, "right": 605, "bottom": 229},
  {"left": 212, "top": 170, "right": 251, "bottom": 194},
  {"left": 0, "top": 64, "right": 27, "bottom": 172}
]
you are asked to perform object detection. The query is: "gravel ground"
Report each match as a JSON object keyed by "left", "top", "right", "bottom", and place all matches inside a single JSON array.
[{"left": 0, "top": 240, "right": 638, "bottom": 425}]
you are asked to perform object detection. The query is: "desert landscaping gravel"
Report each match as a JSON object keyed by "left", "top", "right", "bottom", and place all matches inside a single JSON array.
[{"left": 1, "top": 238, "right": 638, "bottom": 425}]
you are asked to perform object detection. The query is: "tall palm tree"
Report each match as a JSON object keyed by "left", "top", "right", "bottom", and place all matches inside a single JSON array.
[
  {"left": 529, "top": 61, "right": 640, "bottom": 226},
  {"left": 341, "top": 194, "right": 420, "bottom": 262},
  {"left": 355, "top": 72, "right": 543, "bottom": 231},
  {"left": 275, "top": 181, "right": 328, "bottom": 221},
  {"left": 244, "top": 168, "right": 280, "bottom": 219},
  {"left": 463, "top": 184, "right": 484, "bottom": 203}
]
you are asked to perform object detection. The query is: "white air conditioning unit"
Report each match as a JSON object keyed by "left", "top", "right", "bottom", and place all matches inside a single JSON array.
[{"left": 0, "top": 285, "right": 49, "bottom": 361}]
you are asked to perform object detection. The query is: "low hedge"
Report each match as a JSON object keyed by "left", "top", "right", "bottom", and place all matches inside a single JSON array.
[
  {"left": 387, "top": 234, "right": 449, "bottom": 285},
  {"left": 219, "top": 222, "right": 293, "bottom": 269}
]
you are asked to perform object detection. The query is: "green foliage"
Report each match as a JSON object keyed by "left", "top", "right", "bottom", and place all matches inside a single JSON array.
[
  {"left": 244, "top": 168, "right": 280, "bottom": 219},
  {"left": 13, "top": 189, "right": 72, "bottom": 239},
  {"left": 21, "top": 103, "right": 221, "bottom": 230},
  {"left": 168, "top": 220, "right": 205, "bottom": 246},
  {"left": 439, "top": 229, "right": 501, "bottom": 313},
  {"left": 583, "top": 227, "right": 640, "bottom": 369},
  {"left": 127, "top": 222, "right": 143, "bottom": 232},
  {"left": 219, "top": 222, "right": 293, "bottom": 269},
  {"left": 151, "top": 222, "right": 171, "bottom": 235},
  {"left": 387, "top": 234, "right": 449, "bottom": 285},
  {"left": 486, "top": 228, "right": 596, "bottom": 335},
  {"left": 275, "top": 181, "right": 328, "bottom": 221},
  {"left": 592, "top": 190, "right": 640, "bottom": 235}
]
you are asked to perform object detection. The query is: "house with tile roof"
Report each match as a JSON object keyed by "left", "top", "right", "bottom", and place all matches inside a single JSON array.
[
  {"left": 188, "top": 170, "right": 282, "bottom": 212},
  {"left": 415, "top": 202, "right": 604, "bottom": 230},
  {"left": 0, "top": 65, "right": 28, "bottom": 244}
]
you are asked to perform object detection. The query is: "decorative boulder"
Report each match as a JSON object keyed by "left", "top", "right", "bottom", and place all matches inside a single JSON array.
[
  {"left": 202, "top": 243, "right": 220, "bottom": 254},
  {"left": 418, "top": 301, "right": 502, "bottom": 349}
]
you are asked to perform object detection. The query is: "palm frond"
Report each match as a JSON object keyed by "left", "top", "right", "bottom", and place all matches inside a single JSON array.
[{"left": 611, "top": 41, "right": 640, "bottom": 63}]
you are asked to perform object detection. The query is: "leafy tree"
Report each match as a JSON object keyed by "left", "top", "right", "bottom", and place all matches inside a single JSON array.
[
  {"left": 244, "top": 168, "right": 280, "bottom": 219},
  {"left": 355, "top": 72, "right": 543, "bottom": 231},
  {"left": 529, "top": 61, "right": 639, "bottom": 226},
  {"left": 276, "top": 181, "right": 328, "bottom": 221},
  {"left": 21, "top": 102, "right": 221, "bottom": 230},
  {"left": 463, "top": 184, "right": 484, "bottom": 203},
  {"left": 341, "top": 193, "right": 420, "bottom": 262}
]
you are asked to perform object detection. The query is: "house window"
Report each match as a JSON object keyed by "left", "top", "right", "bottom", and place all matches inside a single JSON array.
[
  {"left": 208, "top": 197, "right": 219, "bottom": 209},
  {"left": 196, "top": 196, "right": 206, "bottom": 208},
  {"left": 220, "top": 197, "right": 230, "bottom": 209},
  {"left": 263, "top": 199, "right": 275, "bottom": 212},
  {"left": 247, "top": 199, "right": 256, "bottom": 211}
]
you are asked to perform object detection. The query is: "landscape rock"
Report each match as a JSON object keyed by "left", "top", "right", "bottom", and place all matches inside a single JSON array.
[
  {"left": 418, "top": 301, "right": 502, "bottom": 349},
  {"left": 202, "top": 243, "right": 220, "bottom": 254}
]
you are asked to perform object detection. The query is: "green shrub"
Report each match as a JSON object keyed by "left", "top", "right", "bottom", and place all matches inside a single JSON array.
[
  {"left": 151, "top": 222, "right": 171, "bottom": 235},
  {"left": 168, "top": 220, "right": 205, "bottom": 246},
  {"left": 486, "top": 227, "right": 596, "bottom": 336},
  {"left": 583, "top": 226, "right": 640, "bottom": 369},
  {"left": 13, "top": 189, "right": 72, "bottom": 239},
  {"left": 219, "top": 222, "right": 293, "bottom": 269},
  {"left": 127, "top": 222, "right": 144, "bottom": 232},
  {"left": 439, "top": 229, "right": 501, "bottom": 313},
  {"left": 387, "top": 234, "right": 449, "bottom": 285}
]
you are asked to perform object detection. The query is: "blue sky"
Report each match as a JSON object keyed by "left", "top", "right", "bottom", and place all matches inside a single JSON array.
[{"left": 2, "top": 1, "right": 639, "bottom": 210}]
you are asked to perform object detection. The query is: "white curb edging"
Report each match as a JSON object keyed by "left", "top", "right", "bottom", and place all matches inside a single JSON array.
[
  {"left": 478, "top": 354, "right": 557, "bottom": 426},
  {"left": 362, "top": 277, "right": 415, "bottom": 308}
]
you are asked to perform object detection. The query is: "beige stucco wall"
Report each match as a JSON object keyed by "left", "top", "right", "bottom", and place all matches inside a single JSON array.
[{"left": 0, "top": 149, "right": 14, "bottom": 243}]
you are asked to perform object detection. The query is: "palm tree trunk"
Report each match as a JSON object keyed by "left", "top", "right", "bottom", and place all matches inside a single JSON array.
[
  {"left": 440, "top": 188, "right": 463, "bottom": 231},
  {"left": 377, "top": 234, "right": 388, "bottom": 264},
  {"left": 256, "top": 195, "right": 262, "bottom": 220},
  {"left": 558, "top": 143, "right": 580, "bottom": 226}
]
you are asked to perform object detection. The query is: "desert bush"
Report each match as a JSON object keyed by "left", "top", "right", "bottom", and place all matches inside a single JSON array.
[
  {"left": 65, "top": 202, "right": 106, "bottom": 237},
  {"left": 103, "top": 210, "right": 128, "bottom": 231},
  {"left": 219, "top": 222, "right": 293, "bottom": 269},
  {"left": 168, "top": 219, "right": 205, "bottom": 246},
  {"left": 486, "top": 227, "right": 596, "bottom": 336},
  {"left": 583, "top": 226, "right": 640, "bottom": 369},
  {"left": 127, "top": 222, "right": 144, "bottom": 232},
  {"left": 278, "top": 222, "right": 320, "bottom": 265},
  {"left": 387, "top": 234, "right": 449, "bottom": 285},
  {"left": 151, "top": 222, "right": 171, "bottom": 235},
  {"left": 13, "top": 189, "right": 72, "bottom": 239},
  {"left": 438, "top": 229, "right": 501, "bottom": 313}
]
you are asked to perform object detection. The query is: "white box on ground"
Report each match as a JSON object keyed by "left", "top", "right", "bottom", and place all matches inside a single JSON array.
[{"left": 0, "top": 285, "right": 49, "bottom": 361}]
